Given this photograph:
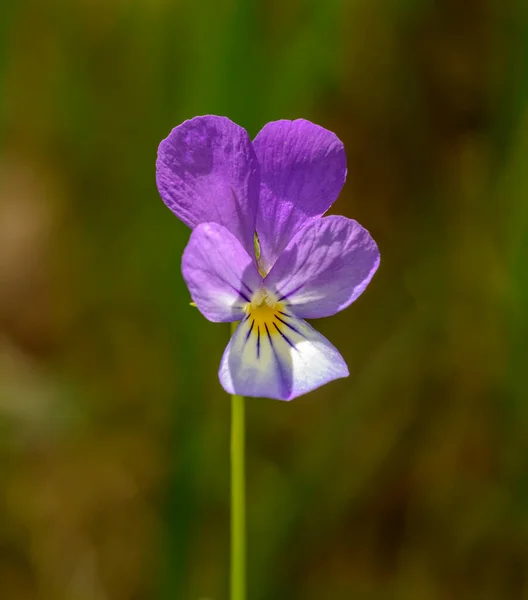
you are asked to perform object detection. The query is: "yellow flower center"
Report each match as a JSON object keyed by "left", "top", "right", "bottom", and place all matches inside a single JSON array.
[{"left": 245, "top": 288, "right": 285, "bottom": 337}]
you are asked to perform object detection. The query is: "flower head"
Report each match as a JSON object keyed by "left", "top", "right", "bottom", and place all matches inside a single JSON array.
[{"left": 156, "top": 116, "right": 380, "bottom": 400}]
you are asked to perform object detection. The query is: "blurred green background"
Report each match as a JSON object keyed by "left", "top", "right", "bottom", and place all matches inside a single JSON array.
[{"left": 1, "top": 0, "right": 528, "bottom": 598}]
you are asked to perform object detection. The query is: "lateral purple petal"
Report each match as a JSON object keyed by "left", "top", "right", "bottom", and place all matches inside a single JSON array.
[
  {"left": 252, "top": 119, "right": 347, "bottom": 272},
  {"left": 156, "top": 115, "right": 260, "bottom": 257},
  {"left": 265, "top": 216, "right": 380, "bottom": 319},
  {"left": 182, "top": 223, "right": 262, "bottom": 322}
]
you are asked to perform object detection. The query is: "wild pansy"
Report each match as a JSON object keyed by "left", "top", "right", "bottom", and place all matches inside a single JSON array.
[{"left": 156, "top": 116, "right": 380, "bottom": 401}]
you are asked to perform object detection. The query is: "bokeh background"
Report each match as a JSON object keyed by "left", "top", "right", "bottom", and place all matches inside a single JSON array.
[{"left": 1, "top": 0, "right": 528, "bottom": 598}]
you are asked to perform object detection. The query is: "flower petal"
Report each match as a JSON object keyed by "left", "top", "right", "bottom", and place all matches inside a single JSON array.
[
  {"left": 157, "top": 115, "right": 260, "bottom": 257},
  {"left": 219, "top": 310, "right": 348, "bottom": 400},
  {"left": 264, "top": 216, "right": 380, "bottom": 319},
  {"left": 182, "top": 223, "right": 262, "bottom": 322},
  {"left": 252, "top": 119, "right": 347, "bottom": 271}
]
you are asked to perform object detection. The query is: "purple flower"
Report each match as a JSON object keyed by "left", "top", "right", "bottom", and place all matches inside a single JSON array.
[{"left": 156, "top": 116, "right": 380, "bottom": 401}]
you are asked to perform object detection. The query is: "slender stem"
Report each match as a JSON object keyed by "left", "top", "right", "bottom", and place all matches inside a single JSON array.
[{"left": 230, "top": 321, "right": 246, "bottom": 600}]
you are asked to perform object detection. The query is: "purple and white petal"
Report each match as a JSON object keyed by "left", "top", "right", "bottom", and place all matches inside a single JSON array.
[
  {"left": 252, "top": 119, "right": 347, "bottom": 272},
  {"left": 182, "top": 223, "right": 262, "bottom": 322},
  {"left": 219, "top": 311, "right": 348, "bottom": 400},
  {"left": 265, "top": 216, "right": 380, "bottom": 319},
  {"left": 157, "top": 116, "right": 260, "bottom": 257}
]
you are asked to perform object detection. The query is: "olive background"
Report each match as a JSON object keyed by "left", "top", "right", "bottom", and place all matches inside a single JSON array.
[{"left": 1, "top": 1, "right": 527, "bottom": 599}]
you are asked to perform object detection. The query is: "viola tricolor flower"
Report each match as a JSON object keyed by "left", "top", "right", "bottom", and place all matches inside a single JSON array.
[{"left": 156, "top": 116, "right": 379, "bottom": 401}]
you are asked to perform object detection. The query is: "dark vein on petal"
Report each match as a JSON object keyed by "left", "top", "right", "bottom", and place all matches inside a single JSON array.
[
  {"left": 267, "top": 324, "right": 291, "bottom": 399},
  {"left": 216, "top": 272, "right": 251, "bottom": 303},
  {"left": 245, "top": 319, "right": 254, "bottom": 343},
  {"left": 228, "top": 284, "right": 251, "bottom": 303},
  {"left": 273, "top": 322, "right": 296, "bottom": 350},
  {"left": 256, "top": 326, "right": 261, "bottom": 359},
  {"left": 241, "top": 280, "right": 253, "bottom": 295},
  {"left": 275, "top": 315, "right": 305, "bottom": 337},
  {"left": 277, "top": 284, "right": 304, "bottom": 302}
]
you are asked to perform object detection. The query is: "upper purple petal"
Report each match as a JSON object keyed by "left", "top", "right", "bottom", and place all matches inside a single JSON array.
[
  {"left": 182, "top": 222, "right": 262, "bottom": 322},
  {"left": 264, "top": 216, "right": 380, "bottom": 319},
  {"left": 156, "top": 116, "right": 260, "bottom": 258},
  {"left": 252, "top": 119, "right": 347, "bottom": 272}
]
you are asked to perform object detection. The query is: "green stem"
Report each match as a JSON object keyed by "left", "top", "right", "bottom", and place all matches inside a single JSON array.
[{"left": 230, "top": 322, "right": 246, "bottom": 600}]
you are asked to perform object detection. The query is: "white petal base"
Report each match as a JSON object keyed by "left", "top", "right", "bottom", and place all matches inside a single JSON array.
[{"left": 219, "top": 311, "right": 348, "bottom": 400}]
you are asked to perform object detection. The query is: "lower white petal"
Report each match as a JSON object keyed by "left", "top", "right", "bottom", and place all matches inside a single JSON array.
[{"left": 218, "top": 310, "right": 348, "bottom": 400}]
